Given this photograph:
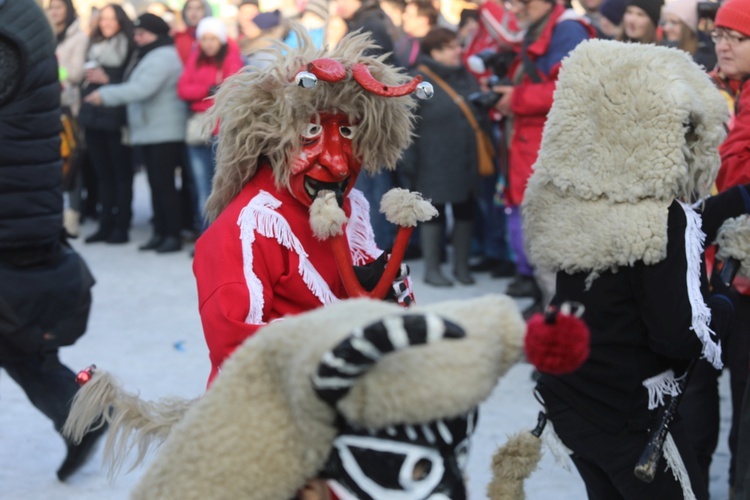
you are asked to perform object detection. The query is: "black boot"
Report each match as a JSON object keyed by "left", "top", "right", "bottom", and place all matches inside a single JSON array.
[
  {"left": 106, "top": 228, "right": 129, "bottom": 244},
  {"left": 85, "top": 215, "right": 113, "bottom": 244},
  {"left": 505, "top": 275, "right": 542, "bottom": 299},
  {"left": 421, "top": 223, "right": 453, "bottom": 287},
  {"left": 452, "top": 220, "right": 475, "bottom": 285},
  {"left": 139, "top": 234, "right": 163, "bottom": 251},
  {"left": 57, "top": 423, "right": 108, "bottom": 482},
  {"left": 107, "top": 210, "right": 130, "bottom": 244},
  {"left": 156, "top": 236, "right": 182, "bottom": 254},
  {"left": 490, "top": 260, "right": 517, "bottom": 278}
]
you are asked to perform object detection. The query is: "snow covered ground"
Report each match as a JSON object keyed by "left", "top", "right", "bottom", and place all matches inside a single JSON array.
[{"left": 0, "top": 172, "right": 732, "bottom": 499}]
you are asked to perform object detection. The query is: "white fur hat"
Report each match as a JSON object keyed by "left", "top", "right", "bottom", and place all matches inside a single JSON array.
[
  {"left": 662, "top": 0, "right": 699, "bottom": 33},
  {"left": 196, "top": 16, "right": 227, "bottom": 44}
]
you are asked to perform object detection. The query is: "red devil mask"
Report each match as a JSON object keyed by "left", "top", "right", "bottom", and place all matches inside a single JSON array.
[{"left": 289, "top": 113, "right": 362, "bottom": 207}]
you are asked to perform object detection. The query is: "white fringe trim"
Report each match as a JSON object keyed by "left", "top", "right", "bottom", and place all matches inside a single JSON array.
[
  {"left": 678, "top": 201, "right": 722, "bottom": 369},
  {"left": 642, "top": 369, "right": 682, "bottom": 410},
  {"left": 541, "top": 420, "right": 573, "bottom": 472},
  {"left": 664, "top": 432, "right": 697, "bottom": 500},
  {"left": 238, "top": 191, "right": 338, "bottom": 324},
  {"left": 347, "top": 189, "right": 382, "bottom": 266}
]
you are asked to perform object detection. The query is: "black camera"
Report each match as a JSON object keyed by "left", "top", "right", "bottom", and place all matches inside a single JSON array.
[
  {"left": 468, "top": 75, "right": 505, "bottom": 108},
  {"left": 466, "top": 49, "right": 516, "bottom": 108},
  {"left": 697, "top": 1, "right": 720, "bottom": 22},
  {"left": 467, "top": 49, "right": 515, "bottom": 78},
  {"left": 466, "top": 49, "right": 516, "bottom": 109}
]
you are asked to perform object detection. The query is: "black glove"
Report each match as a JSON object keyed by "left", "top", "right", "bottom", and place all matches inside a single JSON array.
[
  {"left": 352, "top": 252, "right": 413, "bottom": 305},
  {"left": 708, "top": 258, "right": 738, "bottom": 340}
]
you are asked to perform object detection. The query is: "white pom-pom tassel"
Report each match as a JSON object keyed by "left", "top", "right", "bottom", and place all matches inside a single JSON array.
[
  {"left": 309, "top": 191, "right": 348, "bottom": 240},
  {"left": 379, "top": 188, "right": 438, "bottom": 227}
]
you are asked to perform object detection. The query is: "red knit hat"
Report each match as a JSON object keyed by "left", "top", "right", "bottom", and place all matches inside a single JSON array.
[{"left": 715, "top": 0, "right": 750, "bottom": 37}]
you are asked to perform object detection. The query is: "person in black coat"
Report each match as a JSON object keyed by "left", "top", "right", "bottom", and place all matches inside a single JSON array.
[
  {"left": 0, "top": 0, "right": 103, "bottom": 482},
  {"left": 401, "top": 27, "right": 484, "bottom": 287},
  {"left": 522, "top": 40, "right": 746, "bottom": 499}
]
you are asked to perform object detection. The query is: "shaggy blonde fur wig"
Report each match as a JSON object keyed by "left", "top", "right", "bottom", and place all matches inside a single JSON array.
[
  {"left": 523, "top": 40, "right": 728, "bottom": 275},
  {"left": 204, "top": 28, "right": 416, "bottom": 221}
]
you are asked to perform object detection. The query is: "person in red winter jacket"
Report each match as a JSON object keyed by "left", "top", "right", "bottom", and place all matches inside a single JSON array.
[{"left": 177, "top": 17, "right": 243, "bottom": 232}]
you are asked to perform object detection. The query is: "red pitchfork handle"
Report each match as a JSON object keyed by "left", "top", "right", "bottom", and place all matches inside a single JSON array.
[{"left": 330, "top": 226, "right": 414, "bottom": 300}]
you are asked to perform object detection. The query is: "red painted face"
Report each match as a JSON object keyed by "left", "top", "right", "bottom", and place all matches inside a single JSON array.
[{"left": 289, "top": 113, "right": 362, "bottom": 207}]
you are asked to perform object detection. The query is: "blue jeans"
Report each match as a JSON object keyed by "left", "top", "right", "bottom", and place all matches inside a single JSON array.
[
  {"left": 476, "top": 175, "right": 510, "bottom": 261},
  {"left": 187, "top": 143, "right": 216, "bottom": 232},
  {"left": 354, "top": 169, "right": 395, "bottom": 249}
]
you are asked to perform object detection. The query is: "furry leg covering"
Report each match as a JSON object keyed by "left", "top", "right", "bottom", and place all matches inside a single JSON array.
[
  {"left": 487, "top": 432, "right": 542, "bottom": 500},
  {"left": 62, "top": 370, "right": 197, "bottom": 478}
]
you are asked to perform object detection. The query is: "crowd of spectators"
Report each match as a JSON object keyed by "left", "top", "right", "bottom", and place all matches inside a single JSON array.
[{"left": 45, "top": 0, "right": 738, "bottom": 283}]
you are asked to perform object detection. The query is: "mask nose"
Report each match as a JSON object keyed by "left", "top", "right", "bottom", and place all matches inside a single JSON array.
[{"left": 318, "top": 133, "right": 350, "bottom": 180}]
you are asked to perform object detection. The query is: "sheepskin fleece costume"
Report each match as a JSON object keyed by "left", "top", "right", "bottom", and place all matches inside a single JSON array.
[
  {"left": 523, "top": 40, "right": 727, "bottom": 275},
  {"left": 130, "top": 295, "right": 525, "bottom": 499}
]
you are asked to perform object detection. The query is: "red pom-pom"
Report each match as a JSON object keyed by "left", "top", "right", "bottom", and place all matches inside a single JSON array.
[
  {"left": 525, "top": 307, "right": 590, "bottom": 375},
  {"left": 75, "top": 364, "right": 96, "bottom": 386}
]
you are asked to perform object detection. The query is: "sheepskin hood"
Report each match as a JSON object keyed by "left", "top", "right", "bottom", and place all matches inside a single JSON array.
[
  {"left": 204, "top": 28, "right": 417, "bottom": 221},
  {"left": 523, "top": 40, "right": 727, "bottom": 275},
  {"left": 131, "top": 295, "right": 525, "bottom": 500}
]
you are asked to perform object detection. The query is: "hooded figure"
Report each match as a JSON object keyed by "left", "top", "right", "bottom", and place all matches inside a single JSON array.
[
  {"left": 522, "top": 39, "right": 750, "bottom": 499},
  {"left": 193, "top": 29, "right": 436, "bottom": 385}
]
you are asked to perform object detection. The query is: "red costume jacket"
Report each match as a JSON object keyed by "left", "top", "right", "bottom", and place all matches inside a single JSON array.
[{"left": 193, "top": 166, "right": 381, "bottom": 384}]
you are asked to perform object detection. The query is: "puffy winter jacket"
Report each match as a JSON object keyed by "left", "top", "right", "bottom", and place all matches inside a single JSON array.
[{"left": 0, "top": 0, "right": 63, "bottom": 251}]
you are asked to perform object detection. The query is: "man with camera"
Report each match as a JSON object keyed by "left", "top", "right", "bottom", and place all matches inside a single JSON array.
[{"left": 491, "top": 0, "right": 593, "bottom": 310}]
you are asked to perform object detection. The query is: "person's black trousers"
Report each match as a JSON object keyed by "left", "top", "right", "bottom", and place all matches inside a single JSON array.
[
  {"left": 542, "top": 388, "right": 709, "bottom": 500},
  {"left": 84, "top": 128, "right": 133, "bottom": 233},
  {"left": 142, "top": 142, "right": 183, "bottom": 240},
  {"left": 1, "top": 350, "right": 79, "bottom": 433}
]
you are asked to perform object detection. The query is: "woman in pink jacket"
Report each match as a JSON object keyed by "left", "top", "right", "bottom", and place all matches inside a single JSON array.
[{"left": 177, "top": 17, "right": 243, "bottom": 232}]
